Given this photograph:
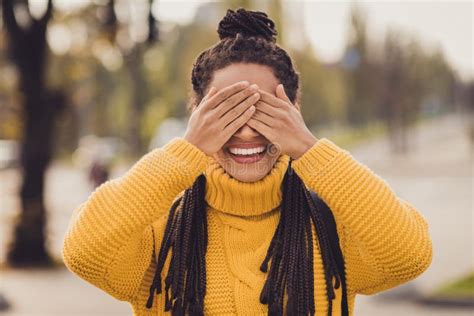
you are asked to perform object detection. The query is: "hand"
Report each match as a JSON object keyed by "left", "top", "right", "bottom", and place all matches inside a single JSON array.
[
  {"left": 246, "top": 84, "right": 318, "bottom": 159},
  {"left": 183, "top": 81, "right": 261, "bottom": 156}
]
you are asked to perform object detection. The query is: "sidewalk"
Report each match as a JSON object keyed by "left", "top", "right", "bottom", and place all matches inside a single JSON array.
[
  {"left": 0, "top": 112, "right": 472, "bottom": 315},
  {"left": 350, "top": 113, "right": 473, "bottom": 315}
]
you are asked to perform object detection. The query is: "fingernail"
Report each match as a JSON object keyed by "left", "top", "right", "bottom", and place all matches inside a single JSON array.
[
  {"left": 241, "top": 80, "right": 250, "bottom": 86},
  {"left": 249, "top": 84, "right": 259, "bottom": 92}
]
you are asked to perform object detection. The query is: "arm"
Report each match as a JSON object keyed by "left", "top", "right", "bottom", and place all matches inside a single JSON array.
[
  {"left": 291, "top": 138, "right": 433, "bottom": 295},
  {"left": 62, "top": 137, "right": 209, "bottom": 301}
]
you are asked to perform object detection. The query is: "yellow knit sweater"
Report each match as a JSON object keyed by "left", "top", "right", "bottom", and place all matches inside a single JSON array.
[{"left": 62, "top": 137, "right": 433, "bottom": 315}]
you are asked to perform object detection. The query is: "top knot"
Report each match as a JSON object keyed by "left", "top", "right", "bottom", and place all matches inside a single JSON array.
[{"left": 217, "top": 8, "right": 278, "bottom": 43}]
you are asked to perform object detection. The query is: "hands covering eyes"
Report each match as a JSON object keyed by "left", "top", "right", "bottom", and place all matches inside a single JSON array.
[
  {"left": 246, "top": 84, "right": 318, "bottom": 159},
  {"left": 183, "top": 81, "right": 317, "bottom": 159}
]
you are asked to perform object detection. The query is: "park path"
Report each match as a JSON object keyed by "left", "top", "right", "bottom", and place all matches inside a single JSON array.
[
  {"left": 349, "top": 112, "right": 473, "bottom": 315},
  {"left": 0, "top": 112, "right": 472, "bottom": 315}
]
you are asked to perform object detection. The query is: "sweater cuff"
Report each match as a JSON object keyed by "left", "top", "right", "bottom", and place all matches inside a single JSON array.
[
  {"left": 162, "top": 137, "right": 210, "bottom": 174},
  {"left": 291, "top": 137, "right": 343, "bottom": 180}
]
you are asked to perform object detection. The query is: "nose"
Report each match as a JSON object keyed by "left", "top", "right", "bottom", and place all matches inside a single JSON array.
[{"left": 233, "top": 122, "right": 260, "bottom": 139}]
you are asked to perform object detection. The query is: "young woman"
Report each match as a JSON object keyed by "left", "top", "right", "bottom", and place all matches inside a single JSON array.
[{"left": 62, "top": 8, "right": 433, "bottom": 316}]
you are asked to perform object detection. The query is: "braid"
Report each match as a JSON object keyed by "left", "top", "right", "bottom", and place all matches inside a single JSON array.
[
  {"left": 146, "top": 174, "right": 207, "bottom": 315},
  {"left": 217, "top": 8, "right": 277, "bottom": 42},
  {"left": 259, "top": 159, "right": 343, "bottom": 316}
]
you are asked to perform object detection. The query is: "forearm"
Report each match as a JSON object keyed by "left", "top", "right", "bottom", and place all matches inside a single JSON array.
[
  {"left": 62, "top": 137, "right": 209, "bottom": 299},
  {"left": 291, "top": 138, "right": 433, "bottom": 292}
]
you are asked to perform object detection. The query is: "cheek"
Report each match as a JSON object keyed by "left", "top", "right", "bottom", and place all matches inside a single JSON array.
[{"left": 212, "top": 148, "right": 226, "bottom": 161}]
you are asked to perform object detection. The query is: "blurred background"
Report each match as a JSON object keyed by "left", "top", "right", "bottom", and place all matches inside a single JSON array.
[{"left": 0, "top": 0, "right": 472, "bottom": 315}]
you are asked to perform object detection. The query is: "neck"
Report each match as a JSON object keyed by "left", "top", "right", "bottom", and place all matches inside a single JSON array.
[{"left": 204, "top": 154, "right": 291, "bottom": 217}]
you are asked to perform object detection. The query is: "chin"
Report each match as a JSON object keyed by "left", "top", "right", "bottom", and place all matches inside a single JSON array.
[
  {"left": 213, "top": 143, "right": 280, "bottom": 183},
  {"left": 227, "top": 168, "right": 271, "bottom": 182}
]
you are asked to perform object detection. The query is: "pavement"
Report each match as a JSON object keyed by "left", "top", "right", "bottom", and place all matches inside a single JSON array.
[
  {"left": 348, "top": 112, "right": 474, "bottom": 315},
  {"left": 0, "top": 112, "right": 472, "bottom": 316}
]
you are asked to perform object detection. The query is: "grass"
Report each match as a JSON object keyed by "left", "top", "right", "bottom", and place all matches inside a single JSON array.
[
  {"left": 315, "top": 119, "right": 388, "bottom": 150},
  {"left": 431, "top": 271, "right": 474, "bottom": 299}
]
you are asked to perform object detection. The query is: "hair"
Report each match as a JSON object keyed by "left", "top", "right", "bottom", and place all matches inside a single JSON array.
[
  {"left": 146, "top": 8, "right": 342, "bottom": 316},
  {"left": 187, "top": 7, "right": 301, "bottom": 112}
]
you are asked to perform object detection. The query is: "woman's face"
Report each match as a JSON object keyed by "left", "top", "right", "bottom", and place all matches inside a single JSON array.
[{"left": 206, "top": 62, "right": 282, "bottom": 182}]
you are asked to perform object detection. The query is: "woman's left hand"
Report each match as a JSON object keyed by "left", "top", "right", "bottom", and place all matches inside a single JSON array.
[{"left": 246, "top": 84, "right": 318, "bottom": 159}]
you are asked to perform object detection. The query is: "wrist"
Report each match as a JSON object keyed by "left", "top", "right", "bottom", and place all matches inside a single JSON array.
[
  {"left": 183, "top": 133, "right": 198, "bottom": 150},
  {"left": 292, "top": 133, "right": 318, "bottom": 159},
  {"left": 163, "top": 137, "right": 209, "bottom": 172}
]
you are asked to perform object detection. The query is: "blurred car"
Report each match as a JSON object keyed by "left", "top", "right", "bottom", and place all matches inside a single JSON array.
[{"left": 0, "top": 139, "right": 19, "bottom": 170}]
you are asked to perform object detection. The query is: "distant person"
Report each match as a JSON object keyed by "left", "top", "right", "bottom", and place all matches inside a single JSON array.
[
  {"left": 467, "top": 82, "right": 474, "bottom": 150},
  {"left": 88, "top": 159, "right": 109, "bottom": 188},
  {"left": 62, "top": 8, "right": 433, "bottom": 315}
]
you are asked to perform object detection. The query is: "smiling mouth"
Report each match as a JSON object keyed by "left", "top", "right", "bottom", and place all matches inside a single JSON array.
[{"left": 225, "top": 145, "right": 269, "bottom": 164}]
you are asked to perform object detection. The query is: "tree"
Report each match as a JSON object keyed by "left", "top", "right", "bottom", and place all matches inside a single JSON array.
[
  {"left": 342, "top": 4, "right": 378, "bottom": 127},
  {"left": 101, "top": 0, "right": 159, "bottom": 156},
  {"left": 2, "top": 0, "right": 65, "bottom": 266},
  {"left": 379, "top": 30, "right": 411, "bottom": 154}
]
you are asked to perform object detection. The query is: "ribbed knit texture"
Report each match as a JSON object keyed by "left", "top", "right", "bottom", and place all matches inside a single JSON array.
[{"left": 62, "top": 137, "right": 433, "bottom": 315}]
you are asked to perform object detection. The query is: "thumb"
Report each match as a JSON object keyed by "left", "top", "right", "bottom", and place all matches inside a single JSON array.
[
  {"left": 277, "top": 84, "right": 299, "bottom": 110},
  {"left": 276, "top": 84, "right": 291, "bottom": 103},
  {"left": 203, "top": 86, "right": 217, "bottom": 101}
]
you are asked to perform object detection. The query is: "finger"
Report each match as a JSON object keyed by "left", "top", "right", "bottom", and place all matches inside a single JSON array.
[
  {"left": 258, "top": 88, "right": 290, "bottom": 108},
  {"left": 294, "top": 101, "right": 301, "bottom": 111},
  {"left": 277, "top": 84, "right": 300, "bottom": 111},
  {"left": 192, "top": 86, "right": 216, "bottom": 111},
  {"left": 252, "top": 109, "right": 274, "bottom": 127},
  {"left": 214, "top": 87, "right": 259, "bottom": 118},
  {"left": 276, "top": 84, "right": 292, "bottom": 104},
  {"left": 202, "top": 86, "right": 217, "bottom": 102},
  {"left": 220, "top": 92, "right": 260, "bottom": 128},
  {"left": 246, "top": 117, "right": 274, "bottom": 138},
  {"left": 198, "top": 88, "right": 216, "bottom": 109},
  {"left": 222, "top": 105, "right": 256, "bottom": 136},
  {"left": 204, "top": 80, "right": 250, "bottom": 111},
  {"left": 255, "top": 100, "right": 285, "bottom": 118}
]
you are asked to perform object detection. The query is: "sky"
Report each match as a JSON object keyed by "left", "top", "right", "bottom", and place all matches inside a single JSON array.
[
  {"left": 154, "top": 0, "right": 473, "bottom": 81},
  {"left": 33, "top": 0, "right": 472, "bottom": 80}
]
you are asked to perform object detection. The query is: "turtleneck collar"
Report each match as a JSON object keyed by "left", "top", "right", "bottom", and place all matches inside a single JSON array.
[{"left": 204, "top": 154, "right": 291, "bottom": 217}]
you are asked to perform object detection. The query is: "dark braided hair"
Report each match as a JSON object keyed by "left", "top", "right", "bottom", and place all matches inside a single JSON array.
[
  {"left": 146, "top": 7, "right": 343, "bottom": 316},
  {"left": 188, "top": 7, "right": 300, "bottom": 111}
]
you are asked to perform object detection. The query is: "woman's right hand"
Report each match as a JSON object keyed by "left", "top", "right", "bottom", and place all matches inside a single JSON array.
[{"left": 183, "top": 80, "right": 261, "bottom": 156}]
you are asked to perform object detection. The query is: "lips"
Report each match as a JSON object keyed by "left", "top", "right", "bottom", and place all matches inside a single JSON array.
[
  {"left": 226, "top": 142, "right": 268, "bottom": 149},
  {"left": 224, "top": 139, "right": 271, "bottom": 164},
  {"left": 227, "top": 148, "right": 267, "bottom": 164}
]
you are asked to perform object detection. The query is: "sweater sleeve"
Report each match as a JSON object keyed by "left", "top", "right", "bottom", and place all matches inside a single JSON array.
[
  {"left": 62, "top": 137, "right": 209, "bottom": 302},
  {"left": 291, "top": 138, "right": 433, "bottom": 295}
]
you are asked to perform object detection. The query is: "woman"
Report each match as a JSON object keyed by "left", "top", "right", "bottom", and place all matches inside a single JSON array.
[{"left": 62, "top": 8, "right": 433, "bottom": 316}]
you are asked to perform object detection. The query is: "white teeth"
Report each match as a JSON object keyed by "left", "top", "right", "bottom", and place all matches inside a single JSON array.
[{"left": 228, "top": 146, "right": 266, "bottom": 156}]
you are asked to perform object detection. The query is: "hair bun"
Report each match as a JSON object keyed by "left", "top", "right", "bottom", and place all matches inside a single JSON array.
[{"left": 217, "top": 8, "right": 278, "bottom": 43}]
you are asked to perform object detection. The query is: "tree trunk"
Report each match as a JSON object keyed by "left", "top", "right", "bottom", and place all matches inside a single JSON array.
[
  {"left": 7, "top": 90, "right": 63, "bottom": 266},
  {"left": 2, "top": 0, "right": 64, "bottom": 267}
]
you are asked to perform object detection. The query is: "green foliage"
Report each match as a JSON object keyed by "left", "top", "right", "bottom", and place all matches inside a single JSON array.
[
  {"left": 292, "top": 47, "right": 347, "bottom": 128},
  {"left": 433, "top": 271, "right": 474, "bottom": 299}
]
